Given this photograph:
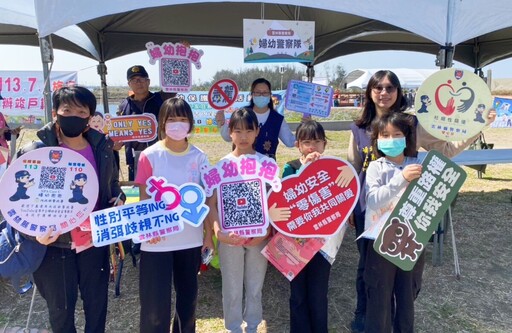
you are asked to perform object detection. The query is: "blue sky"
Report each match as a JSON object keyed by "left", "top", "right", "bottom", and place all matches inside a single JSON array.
[{"left": 1, "top": 44, "right": 512, "bottom": 87}]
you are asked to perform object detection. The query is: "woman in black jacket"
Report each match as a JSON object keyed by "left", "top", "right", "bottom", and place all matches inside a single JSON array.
[{"left": 21, "top": 86, "right": 125, "bottom": 333}]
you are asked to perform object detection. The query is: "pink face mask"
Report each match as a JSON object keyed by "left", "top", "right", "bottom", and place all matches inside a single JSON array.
[{"left": 165, "top": 122, "right": 190, "bottom": 141}]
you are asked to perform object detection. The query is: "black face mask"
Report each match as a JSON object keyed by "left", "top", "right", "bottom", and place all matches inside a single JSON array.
[{"left": 57, "top": 115, "right": 89, "bottom": 138}]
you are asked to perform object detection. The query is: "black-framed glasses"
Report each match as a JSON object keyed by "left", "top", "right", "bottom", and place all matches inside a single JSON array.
[
  {"left": 252, "top": 91, "right": 271, "bottom": 97},
  {"left": 372, "top": 85, "right": 397, "bottom": 93}
]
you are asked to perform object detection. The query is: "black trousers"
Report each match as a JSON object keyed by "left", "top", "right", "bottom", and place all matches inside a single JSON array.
[
  {"left": 139, "top": 247, "right": 202, "bottom": 333},
  {"left": 33, "top": 245, "right": 109, "bottom": 333},
  {"left": 289, "top": 252, "right": 331, "bottom": 333},
  {"left": 364, "top": 241, "right": 426, "bottom": 333},
  {"left": 354, "top": 209, "right": 368, "bottom": 318}
]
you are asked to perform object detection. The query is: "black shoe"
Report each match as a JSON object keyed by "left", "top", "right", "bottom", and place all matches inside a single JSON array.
[{"left": 350, "top": 314, "right": 365, "bottom": 333}]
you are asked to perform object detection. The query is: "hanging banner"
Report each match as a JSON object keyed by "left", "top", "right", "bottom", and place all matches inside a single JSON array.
[
  {"left": 373, "top": 150, "right": 467, "bottom": 271},
  {"left": 243, "top": 19, "right": 315, "bottom": 63},
  {"left": 491, "top": 97, "right": 512, "bottom": 128},
  {"left": 175, "top": 90, "right": 286, "bottom": 134},
  {"left": 0, "top": 71, "right": 77, "bottom": 125},
  {"left": 0, "top": 147, "right": 99, "bottom": 237},
  {"left": 146, "top": 41, "right": 204, "bottom": 93},
  {"left": 415, "top": 68, "right": 492, "bottom": 141}
]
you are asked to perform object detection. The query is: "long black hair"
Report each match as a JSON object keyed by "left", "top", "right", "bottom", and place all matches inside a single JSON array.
[{"left": 355, "top": 70, "right": 407, "bottom": 129}]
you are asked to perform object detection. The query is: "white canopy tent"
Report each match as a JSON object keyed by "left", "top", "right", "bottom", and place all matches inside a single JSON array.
[
  {"left": 33, "top": 0, "right": 512, "bottom": 48},
  {"left": 5, "top": 0, "right": 512, "bottom": 116},
  {"left": 0, "top": 0, "right": 100, "bottom": 122},
  {"left": 346, "top": 69, "right": 438, "bottom": 89}
]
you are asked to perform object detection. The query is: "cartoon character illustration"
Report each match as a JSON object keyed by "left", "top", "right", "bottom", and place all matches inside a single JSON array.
[
  {"left": 88, "top": 112, "right": 105, "bottom": 133},
  {"left": 417, "top": 95, "right": 431, "bottom": 113},
  {"left": 9, "top": 170, "right": 35, "bottom": 201},
  {"left": 473, "top": 104, "right": 486, "bottom": 123},
  {"left": 69, "top": 173, "right": 89, "bottom": 204},
  {"left": 379, "top": 217, "right": 423, "bottom": 261}
]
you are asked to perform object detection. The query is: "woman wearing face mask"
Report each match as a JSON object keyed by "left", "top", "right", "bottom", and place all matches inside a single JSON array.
[
  {"left": 134, "top": 97, "right": 214, "bottom": 333},
  {"left": 216, "top": 78, "right": 295, "bottom": 160},
  {"left": 17, "top": 86, "right": 125, "bottom": 333},
  {"left": 347, "top": 70, "right": 495, "bottom": 333}
]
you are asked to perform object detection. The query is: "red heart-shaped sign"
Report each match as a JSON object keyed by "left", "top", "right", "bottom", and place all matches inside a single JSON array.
[{"left": 268, "top": 157, "right": 360, "bottom": 238}]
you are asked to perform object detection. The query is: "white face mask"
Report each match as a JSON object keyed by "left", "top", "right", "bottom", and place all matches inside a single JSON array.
[{"left": 165, "top": 122, "right": 190, "bottom": 141}]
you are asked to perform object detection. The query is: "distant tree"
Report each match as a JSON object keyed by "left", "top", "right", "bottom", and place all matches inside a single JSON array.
[
  {"left": 192, "top": 65, "right": 305, "bottom": 91},
  {"left": 329, "top": 64, "right": 347, "bottom": 90}
]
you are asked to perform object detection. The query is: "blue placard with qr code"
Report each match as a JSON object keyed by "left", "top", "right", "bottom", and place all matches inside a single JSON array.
[
  {"left": 201, "top": 153, "right": 282, "bottom": 237},
  {"left": 0, "top": 146, "right": 99, "bottom": 237}
]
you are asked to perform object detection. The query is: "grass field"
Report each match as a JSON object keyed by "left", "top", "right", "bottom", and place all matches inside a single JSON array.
[{"left": 1, "top": 126, "right": 511, "bottom": 333}]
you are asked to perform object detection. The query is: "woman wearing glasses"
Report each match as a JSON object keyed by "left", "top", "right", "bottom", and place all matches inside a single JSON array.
[
  {"left": 347, "top": 70, "right": 494, "bottom": 333},
  {"left": 216, "top": 78, "right": 295, "bottom": 159}
]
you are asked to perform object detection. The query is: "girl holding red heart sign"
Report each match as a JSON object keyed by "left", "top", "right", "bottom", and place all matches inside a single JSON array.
[{"left": 281, "top": 120, "right": 348, "bottom": 333}]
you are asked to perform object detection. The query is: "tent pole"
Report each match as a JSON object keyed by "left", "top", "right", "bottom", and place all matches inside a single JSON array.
[
  {"left": 39, "top": 36, "right": 54, "bottom": 123},
  {"left": 435, "top": 44, "right": 454, "bottom": 69},
  {"left": 306, "top": 63, "right": 314, "bottom": 83},
  {"left": 97, "top": 62, "right": 109, "bottom": 113}
]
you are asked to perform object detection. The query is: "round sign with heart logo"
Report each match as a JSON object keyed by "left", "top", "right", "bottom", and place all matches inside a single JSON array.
[
  {"left": 268, "top": 157, "right": 360, "bottom": 238},
  {"left": 414, "top": 68, "right": 492, "bottom": 141}
]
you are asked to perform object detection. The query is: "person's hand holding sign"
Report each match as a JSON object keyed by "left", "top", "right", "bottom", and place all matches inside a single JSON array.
[
  {"left": 36, "top": 227, "right": 61, "bottom": 245},
  {"left": 402, "top": 164, "right": 422, "bottom": 182},
  {"left": 486, "top": 108, "right": 497, "bottom": 125},
  {"left": 215, "top": 110, "right": 226, "bottom": 127},
  {"left": 217, "top": 230, "right": 246, "bottom": 246}
]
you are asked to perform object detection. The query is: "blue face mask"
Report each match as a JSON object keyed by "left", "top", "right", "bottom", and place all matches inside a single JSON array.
[
  {"left": 253, "top": 96, "right": 270, "bottom": 108},
  {"left": 377, "top": 137, "right": 406, "bottom": 157}
]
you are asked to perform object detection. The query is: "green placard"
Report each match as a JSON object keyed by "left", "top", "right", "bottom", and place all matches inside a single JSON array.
[{"left": 373, "top": 150, "right": 467, "bottom": 271}]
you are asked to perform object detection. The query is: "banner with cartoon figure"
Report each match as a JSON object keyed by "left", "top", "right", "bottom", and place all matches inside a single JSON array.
[
  {"left": 243, "top": 19, "right": 314, "bottom": 63},
  {"left": 373, "top": 150, "right": 467, "bottom": 271},
  {"left": 88, "top": 113, "right": 158, "bottom": 142},
  {"left": 0, "top": 147, "right": 98, "bottom": 236},
  {"left": 201, "top": 154, "right": 281, "bottom": 237},
  {"left": 491, "top": 97, "right": 512, "bottom": 128},
  {"left": 267, "top": 157, "right": 359, "bottom": 238},
  {"left": 90, "top": 176, "right": 208, "bottom": 246},
  {"left": 285, "top": 80, "right": 333, "bottom": 117},
  {"left": 415, "top": 68, "right": 492, "bottom": 141}
]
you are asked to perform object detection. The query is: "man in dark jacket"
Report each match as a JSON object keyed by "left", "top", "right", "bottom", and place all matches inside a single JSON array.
[{"left": 117, "top": 65, "right": 163, "bottom": 181}]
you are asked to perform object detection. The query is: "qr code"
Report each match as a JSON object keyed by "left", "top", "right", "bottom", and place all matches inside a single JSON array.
[
  {"left": 38, "top": 166, "right": 67, "bottom": 190},
  {"left": 161, "top": 58, "right": 190, "bottom": 87},
  {"left": 220, "top": 179, "right": 264, "bottom": 230}
]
